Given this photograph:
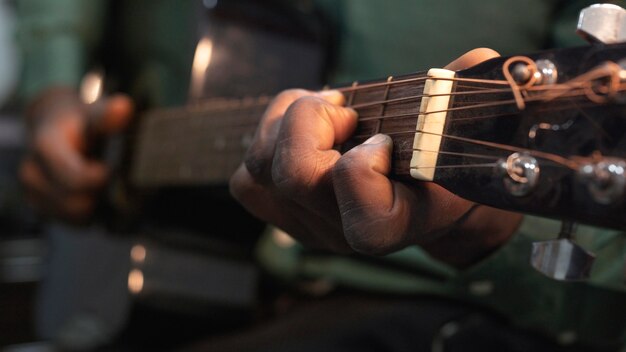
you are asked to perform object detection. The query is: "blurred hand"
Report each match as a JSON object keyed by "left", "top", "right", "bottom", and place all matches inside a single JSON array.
[
  {"left": 20, "top": 87, "right": 133, "bottom": 223},
  {"left": 230, "top": 48, "right": 523, "bottom": 267}
]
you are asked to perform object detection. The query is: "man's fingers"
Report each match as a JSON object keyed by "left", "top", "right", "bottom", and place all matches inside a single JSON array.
[
  {"left": 21, "top": 158, "right": 97, "bottom": 219},
  {"left": 332, "top": 134, "right": 416, "bottom": 255},
  {"left": 230, "top": 164, "right": 351, "bottom": 253},
  {"left": 244, "top": 89, "right": 312, "bottom": 180},
  {"left": 230, "top": 164, "right": 314, "bottom": 243},
  {"left": 244, "top": 90, "right": 346, "bottom": 182},
  {"left": 34, "top": 128, "right": 108, "bottom": 191},
  {"left": 91, "top": 94, "right": 135, "bottom": 134},
  {"left": 271, "top": 96, "right": 357, "bottom": 196},
  {"left": 445, "top": 47, "right": 500, "bottom": 71}
]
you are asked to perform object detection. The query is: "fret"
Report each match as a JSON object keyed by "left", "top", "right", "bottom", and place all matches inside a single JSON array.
[
  {"left": 344, "top": 71, "right": 428, "bottom": 177},
  {"left": 346, "top": 81, "right": 358, "bottom": 107},
  {"left": 374, "top": 76, "right": 393, "bottom": 134}
]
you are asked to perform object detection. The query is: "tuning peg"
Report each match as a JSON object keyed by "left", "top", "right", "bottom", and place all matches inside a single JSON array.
[
  {"left": 530, "top": 221, "right": 596, "bottom": 281},
  {"left": 577, "top": 4, "right": 626, "bottom": 44}
]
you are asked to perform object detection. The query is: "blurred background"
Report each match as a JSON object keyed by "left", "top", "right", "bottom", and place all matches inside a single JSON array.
[
  {"left": 0, "top": 0, "right": 327, "bottom": 350},
  {"left": 0, "top": 0, "right": 44, "bottom": 346},
  {"left": 1, "top": 0, "right": 611, "bottom": 351}
]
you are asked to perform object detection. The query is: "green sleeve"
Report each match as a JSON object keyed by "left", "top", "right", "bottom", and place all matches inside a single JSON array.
[
  {"left": 456, "top": 215, "right": 626, "bottom": 349},
  {"left": 16, "top": 0, "right": 107, "bottom": 101}
]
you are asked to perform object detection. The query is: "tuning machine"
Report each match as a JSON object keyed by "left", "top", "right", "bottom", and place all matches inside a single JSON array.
[
  {"left": 527, "top": 4, "right": 626, "bottom": 282},
  {"left": 577, "top": 4, "right": 626, "bottom": 44},
  {"left": 578, "top": 159, "right": 626, "bottom": 205},
  {"left": 530, "top": 221, "right": 596, "bottom": 281},
  {"left": 511, "top": 59, "right": 558, "bottom": 86},
  {"left": 496, "top": 152, "right": 540, "bottom": 197}
]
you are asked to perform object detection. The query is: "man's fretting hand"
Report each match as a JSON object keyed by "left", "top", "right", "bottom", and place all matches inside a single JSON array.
[{"left": 230, "top": 48, "right": 523, "bottom": 267}]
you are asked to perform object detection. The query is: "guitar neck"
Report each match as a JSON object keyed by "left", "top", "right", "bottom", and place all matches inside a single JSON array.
[
  {"left": 129, "top": 71, "right": 428, "bottom": 188},
  {"left": 130, "top": 97, "right": 271, "bottom": 187},
  {"left": 129, "top": 43, "right": 626, "bottom": 230}
]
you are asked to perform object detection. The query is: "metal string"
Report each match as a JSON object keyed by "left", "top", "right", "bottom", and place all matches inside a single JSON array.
[{"left": 140, "top": 62, "right": 622, "bottom": 173}]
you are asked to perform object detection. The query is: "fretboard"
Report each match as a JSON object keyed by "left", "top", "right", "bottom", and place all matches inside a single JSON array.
[
  {"left": 130, "top": 97, "right": 270, "bottom": 187},
  {"left": 129, "top": 72, "right": 428, "bottom": 188}
]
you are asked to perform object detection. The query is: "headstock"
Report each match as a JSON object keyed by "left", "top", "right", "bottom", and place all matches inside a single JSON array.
[
  {"left": 426, "top": 4, "right": 626, "bottom": 280},
  {"left": 437, "top": 43, "right": 626, "bottom": 231}
]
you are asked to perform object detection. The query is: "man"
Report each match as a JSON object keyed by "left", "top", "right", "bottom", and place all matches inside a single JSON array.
[
  {"left": 227, "top": 1, "right": 626, "bottom": 351},
  {"left": 18, "top": 0, "right": 625, "bottom": 350}
]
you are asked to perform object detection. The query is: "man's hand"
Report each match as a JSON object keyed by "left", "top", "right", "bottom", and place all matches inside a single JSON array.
[
  {"left": 20, "top": 87, "right": 133, "bottom": 223},
  {"left": 230, "top": 48, "right": 523, "bottom": 267}
]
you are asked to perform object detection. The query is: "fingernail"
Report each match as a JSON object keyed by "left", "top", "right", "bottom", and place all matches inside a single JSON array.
[
  {"left": 345, "top": 107, "right": 358, "bottom": 117},
  {"left": 318, "top": 90, "right": 346, "bottom": 106},
  {"left": 363, "top": 134, "right": 389, "bottom": 145},
  {"left": 319, "top": 89, "right": 341, "bottom": 96}
]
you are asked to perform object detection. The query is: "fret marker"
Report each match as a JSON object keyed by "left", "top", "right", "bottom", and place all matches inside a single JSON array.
[{"left": 410, "top": 68, "right": 455, "bottom": 181}]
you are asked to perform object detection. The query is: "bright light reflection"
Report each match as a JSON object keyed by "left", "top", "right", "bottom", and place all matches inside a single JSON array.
[
  {"left": 130, "top": 244, "right": 147, "bottom": 264},
  {"left": 272, "top": 228, "right": 296, "bottom": 248},
  {"left": 80, "top": 71, "right": 104, "bottom": 104},
  {"left": 128, "top": 269, "right": 144, "bottom": 294},
  {"left": 189, "top": 37, "right": 214, "bottom": 100}
]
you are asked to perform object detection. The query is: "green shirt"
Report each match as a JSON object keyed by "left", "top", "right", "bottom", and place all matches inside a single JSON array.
[{"left": 17, "top": 0, "right": 626, "bottom": 349}]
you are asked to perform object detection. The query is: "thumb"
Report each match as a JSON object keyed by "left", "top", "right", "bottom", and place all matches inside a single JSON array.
[{"left": 445, "top": 47, "right": 500, "bottom": 71}]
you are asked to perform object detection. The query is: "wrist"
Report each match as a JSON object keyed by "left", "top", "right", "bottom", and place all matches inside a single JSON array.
[{"left": 423, "top": 206, "right": 523, "bottom": 268}]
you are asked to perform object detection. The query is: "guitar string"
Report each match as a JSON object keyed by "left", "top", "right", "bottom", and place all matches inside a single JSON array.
[
  {"left": 147, "top": 85, "right": 594, "bottom": 132},
  {"left": 356, "top": 90, "right": 592, "bottom": 123},
  {"left": 412, "top": 149, "right": 501, "bottom": 161},
  {"left": 411, "top": 163, "right": 498, "bottom": 170},
  {"left": 141, "top": 65, "right": 619, "bottom": 173},
  {"left": 163, "top": 123, "right": 578, "bottom": 172},
  {"left": 145, "top": 85, "right": 596, "bottom": 161},
  {"left": 406, "top": 130, "right": 579, "bottom": 169},
  {"left": 335, "top": 75, "right": 510, "bottom": 94},
  {"left": 145, "top": 93, "right": 593, "bottom": 170},
  {"left": 346, "top": 66, "right": 608, "bottom": 169},
  {"left": 337, "top": 56, "right": 620, "bottom": 98},
  {"left": 149, "top": 58, "right": 622, "bottom": 129},
  {"left": 146, "top": 78, "right": 605, "bottom": 125}
]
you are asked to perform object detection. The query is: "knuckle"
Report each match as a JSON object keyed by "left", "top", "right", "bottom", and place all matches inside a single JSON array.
[
  {"left": 333, "top": 153, "right": 360, "bottom": 180},
  {"left": 286, "top": 96, "right": 327, "bottom": 118},
  {"left": 243, "top": 149, "right": 270, "bottom": 180},
  {"left": 228, "top": 166, "right": 252, "bottom": 202},
  {"left": 271, "top": 147, "right": 320, "bottom": 195},
  {"left": 344, "top": 226, "right": 388, "bottom": 255},
  {"left": 271, "top": 156, "right": 298, "bottom": 194},
  {"left": 274, "top": 89, "right": 310, "bottom": 105}
]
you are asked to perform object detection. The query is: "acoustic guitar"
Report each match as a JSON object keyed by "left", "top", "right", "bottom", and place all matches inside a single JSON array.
[{"left": 130, "top": 43, "right": 626, "bottom": 232}]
